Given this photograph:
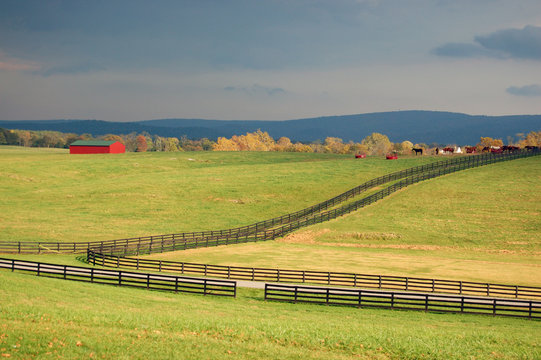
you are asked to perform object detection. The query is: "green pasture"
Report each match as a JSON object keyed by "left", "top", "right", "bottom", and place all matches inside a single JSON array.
[
  {"left": 1, "top": 146, "right": 541, "bottom": 359},
  {"left": 0, "top": 146, "right": 434, "bottom": 243},
  {"left": 1, "top": 271, "right": 540, "bottom": 360}
]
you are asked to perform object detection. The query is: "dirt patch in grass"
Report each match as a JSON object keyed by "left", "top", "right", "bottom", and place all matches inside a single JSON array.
[{"left": 278, "top": 229, "right": 331, "bottom": 244}]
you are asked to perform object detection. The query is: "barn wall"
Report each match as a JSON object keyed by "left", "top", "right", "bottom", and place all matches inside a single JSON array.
[
  {"left": 109, "top": 142, "right": 126, "bottom": 154},
  {"left": 70, "top": 146, "right": 110, "bottom": 154}
]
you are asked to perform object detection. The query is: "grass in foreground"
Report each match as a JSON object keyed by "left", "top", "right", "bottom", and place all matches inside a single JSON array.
[{"left": 1, "top": 270, "right": 540, "bottom": 360}]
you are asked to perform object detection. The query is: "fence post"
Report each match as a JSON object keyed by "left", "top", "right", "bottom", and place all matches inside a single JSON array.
[
  {"left": 204, "top": 280, "right": 207, "bottom": 296},
  {"left": 90, "top": 268, "right": 94, "bottom": 283},
  {"left": 391, "top": 293, "right": 394, "bottom": 309},
  {"left": 37, "top": 262, "right": 40, "bottom": 276},
  {"left": 11, "top": 259, "right": 15, "bottom": 272},
  {"left": 425, "top": 294, "right": 428, "bottom": 311},
  {"left": 294, "top": 286, "right": 298, "bottom": 303},
  {"left": 64, "top": 265, "right": 67, "bottom": 280},
  {"left": 493, "top": 299, "right": 496, "bottom": 316},
  {"left": 326, "top": 288, "right": 330, "bottom": 305}
]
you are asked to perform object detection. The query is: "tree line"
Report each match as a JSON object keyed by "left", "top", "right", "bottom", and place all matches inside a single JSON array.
[{"left": 1, "top": 127, "right": 540, "bottom": 155}]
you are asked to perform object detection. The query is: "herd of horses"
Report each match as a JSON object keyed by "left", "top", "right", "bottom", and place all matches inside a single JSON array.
[
  {"left": 435, "top": 145, "right": 537, "bottom": 155},
  {"left": 356, "top": 145, "right": 539, "bottom": 159}
]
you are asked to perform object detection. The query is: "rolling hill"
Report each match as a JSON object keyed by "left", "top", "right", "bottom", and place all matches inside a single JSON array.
[{"left": 1, "top": 110, "right": 540, "bottom": 144}]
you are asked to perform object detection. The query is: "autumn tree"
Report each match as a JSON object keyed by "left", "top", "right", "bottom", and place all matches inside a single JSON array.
[
  {"left": 213, "top": 137, "right": 239, "bottom": 151},
  {"left": 477, "top": 137, "right": 504, "bottom": 149},
  {"left": 361, "top": 133, "right": 393, "bottom": 156},
  {"left": 393, "top": 140, "right": 413, "bottom": 155},
  {"left": 136, "top": 135, "right": 147, "bottom": 152},
  {"left": 519, "top": 131, "right": 541, "bottom": 147},
  {"left": 274, "top": 137, "right": 293, "bottom": 151},
  {"left": 18, "top": 131, "right": 32, "bottom": 147},
  {"left": 324, "top": 137, "right": 347, "bottom": 154},
  {"left": 165, "top": 137, "right": 181, "bottom": 152}
]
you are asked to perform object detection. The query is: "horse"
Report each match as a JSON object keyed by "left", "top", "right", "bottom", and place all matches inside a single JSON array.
[
  {"left": 412, "top": 148, "right": 423, "bottom": 155},
  {"left": 442, "top": 147, "right": 455, "bottom": 154},
  {"left": 465, "top": 146, "right": 476, "bottom": 154}
]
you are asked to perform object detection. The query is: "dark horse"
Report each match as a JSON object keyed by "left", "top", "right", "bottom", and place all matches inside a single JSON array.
[{"left": 412, "top": 148, "right": 423, "bottom": 155}]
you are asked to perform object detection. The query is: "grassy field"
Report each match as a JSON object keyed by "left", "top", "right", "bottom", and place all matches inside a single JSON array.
[
  {"left": 144, "top": 154, "right": 541, "bottom": 286},
  {"left": 0, "top": 146, "right": 434, "bottom": 243},
  {"left": 1, "top": 146, "right": 541, "bottom": 359},
  {"left": 1, "top": 271, "right": 540, "bottom": 360}
]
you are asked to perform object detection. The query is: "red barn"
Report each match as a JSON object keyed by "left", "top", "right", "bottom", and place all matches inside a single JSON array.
[{"left": 69, "top": 140, "right": 125, "bottom": 154}]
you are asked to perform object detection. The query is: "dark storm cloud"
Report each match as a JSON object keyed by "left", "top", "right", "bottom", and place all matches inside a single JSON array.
[
  {"left": 433, "top": 25, "right": 541, "bottom": 60},
  {"left": 506, "top": 84, "right": 541, "bottom": 96},
  {"left": 475, "top": 25, "right": 541, "bottom": 60}
]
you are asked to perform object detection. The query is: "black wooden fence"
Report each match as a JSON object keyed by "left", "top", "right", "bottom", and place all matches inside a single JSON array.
[
  {"left": 0, "top": 258, "right": 236, "bottom": 297},
  {"left": 1, "top": 148, "right": 539, "bottom": 255},
  {"left": 87, "top": 250, "right": 541, "bottom": 300},
  {"left": 264, "top": 283, "right": 541, "bottom": 319}
]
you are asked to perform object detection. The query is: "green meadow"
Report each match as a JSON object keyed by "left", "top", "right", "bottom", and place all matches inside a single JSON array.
[
  {"left": 2, "top": 271, "right": 540, "bottom": 360},
  {"left": 1, "top": 146, "right": 541, "bottom": 359}
]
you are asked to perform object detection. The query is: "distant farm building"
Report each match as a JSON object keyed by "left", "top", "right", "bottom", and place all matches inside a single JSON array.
[{"left": 69, "top": 140, "right": 125, "bottom": 154}]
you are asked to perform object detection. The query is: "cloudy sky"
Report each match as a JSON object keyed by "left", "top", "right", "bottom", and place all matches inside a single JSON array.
[{"left": 1, "top": 0, "right": 540, "bottom": 121}]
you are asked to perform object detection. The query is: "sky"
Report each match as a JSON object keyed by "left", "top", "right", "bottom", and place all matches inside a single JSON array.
[{"left": 0, "top": 0, "right": 540, "bottom": 122}]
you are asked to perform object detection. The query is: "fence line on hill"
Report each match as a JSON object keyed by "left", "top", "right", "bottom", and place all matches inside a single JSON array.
[
  {"left": 0, "top": 258, "right": 236, "bottom": 297},
  {"left": 0, "top": 148, "right": 538, "bottom": 255},
  {"left": 264, "top": 283, "right": 541, "bottom": 319},
  {"left": 88, "top": 148, "right": 541, "bottom": 257},
  {"left": 86, "top": 250, "right": 541, "bottom": 300}
]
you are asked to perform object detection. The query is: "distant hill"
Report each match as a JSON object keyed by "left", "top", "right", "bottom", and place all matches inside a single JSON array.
[{"left": 1, "top": 111, "right": 540, "bottom": 145}]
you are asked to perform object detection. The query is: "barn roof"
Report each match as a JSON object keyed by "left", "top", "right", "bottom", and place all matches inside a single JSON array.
[{"left": 70, "top": 140, "right": 117, "bottom": 146}]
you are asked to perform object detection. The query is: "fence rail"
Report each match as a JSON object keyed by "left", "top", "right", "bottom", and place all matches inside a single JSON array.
[
  {"left": 0, "top": 258, "right": 236, "bottom": 297},
  {"left": 1, "top": 148, "right": 539, "bottom": 255},
  {"left": 87, "top": 250, "right": 541, "bottom": 300},
  {"left": 264, "top": 283, "right": 541, "bottom": 319}
]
